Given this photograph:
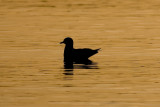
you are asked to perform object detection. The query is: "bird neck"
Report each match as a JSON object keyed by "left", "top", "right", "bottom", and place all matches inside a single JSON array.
[
  {"left": 65, "top": 44, "right": 73, "bottom": 50},
  {"left": 64, "top": 44, "right": 74, "bottom": 63}
]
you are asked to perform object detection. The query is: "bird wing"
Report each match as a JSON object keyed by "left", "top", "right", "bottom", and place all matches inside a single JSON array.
[{"left": 73, "top": 48, "right": 100, "bottom": 60}]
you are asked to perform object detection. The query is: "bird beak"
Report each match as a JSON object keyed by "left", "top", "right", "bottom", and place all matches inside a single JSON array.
[{"left": 60, "top": 41, "right": 64, "bottom": 44}]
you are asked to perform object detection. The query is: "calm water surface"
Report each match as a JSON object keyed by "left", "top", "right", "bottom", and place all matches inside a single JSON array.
[{"left": 1, "top": 0, "right": 160, "bottom": 107}]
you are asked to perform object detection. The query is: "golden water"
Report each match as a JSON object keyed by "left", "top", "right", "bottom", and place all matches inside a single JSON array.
[{"left": 1, "top": 0, "right": 160, "bottom": 107}]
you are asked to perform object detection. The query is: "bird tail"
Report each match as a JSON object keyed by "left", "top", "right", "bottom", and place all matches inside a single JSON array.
[{"left": 96, "top": 48, "right": 101, "bottom": 52}]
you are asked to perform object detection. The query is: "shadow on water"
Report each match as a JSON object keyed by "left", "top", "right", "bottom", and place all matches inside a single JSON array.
[{"left": 63, "top": 59, "right": 99, "bottom": 75}]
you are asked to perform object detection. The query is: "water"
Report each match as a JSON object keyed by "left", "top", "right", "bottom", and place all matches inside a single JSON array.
[{"left": 1, "top": 0, "right": 160, "bottom": 107}]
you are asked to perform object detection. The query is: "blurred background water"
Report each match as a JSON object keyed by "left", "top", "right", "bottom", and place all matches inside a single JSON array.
[{"left": 1, "top": 0, "right": 160, "bottom": 107}]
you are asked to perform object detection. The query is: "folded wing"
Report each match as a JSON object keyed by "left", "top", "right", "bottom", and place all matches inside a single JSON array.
[{"left": 73, "top": 48, "right": 100, "bottom": 61}]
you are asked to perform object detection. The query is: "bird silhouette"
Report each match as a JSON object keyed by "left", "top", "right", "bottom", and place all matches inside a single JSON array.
[{"left": 60, "top": 37, "right": 100, "bottom": 64}]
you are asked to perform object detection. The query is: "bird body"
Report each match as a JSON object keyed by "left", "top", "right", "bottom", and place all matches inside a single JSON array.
[
  {"left": 60, "top": 37, "right": 100, "bottom": 64},
  {"left": 73, "top": 48, "right": 100, "bottom": 62}
]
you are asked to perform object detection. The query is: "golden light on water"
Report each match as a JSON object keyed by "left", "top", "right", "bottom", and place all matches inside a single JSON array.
[{"left": 1, "top": 0, "right": 160, "bottom": 107}]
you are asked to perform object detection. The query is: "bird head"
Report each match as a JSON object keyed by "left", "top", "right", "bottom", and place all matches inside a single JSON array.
[{"left": 60, "top": 37, "right": 73, "bottom": 45}]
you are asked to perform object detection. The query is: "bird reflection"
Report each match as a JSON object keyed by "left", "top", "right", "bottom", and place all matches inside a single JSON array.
[
  {"left": 63, "top": 59, "right": 99, "bottom": 75},
  {"left": 63, "top": 62, "right": 74, "bottom": 75}
]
